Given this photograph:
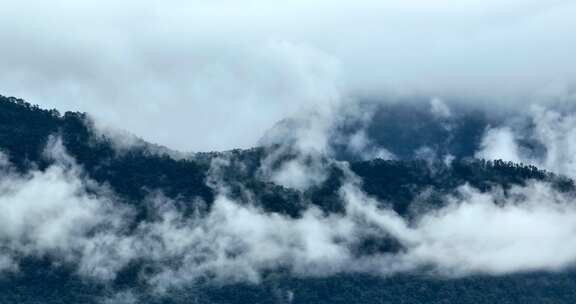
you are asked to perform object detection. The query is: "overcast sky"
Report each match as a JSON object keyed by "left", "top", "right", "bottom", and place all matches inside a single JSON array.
[{"left": 2, "top": 0, "right": 576, "bottom": 151}]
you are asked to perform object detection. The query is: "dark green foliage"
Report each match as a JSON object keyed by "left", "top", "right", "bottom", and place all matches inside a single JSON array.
[
  {"left": 0, "top": 96, "right": 61, "bottom": 169},
  {"left": 326, "top": 100, "right": 503, "bottom": 161},
  {"left": 351, "top": 158, "right": 570, "bottom": 216},
  {"left": 6, "top": 271, "right": 576, "bottom": 304},
  {"left": 0, "top": 95, "right": 214, "bottom": 212}
]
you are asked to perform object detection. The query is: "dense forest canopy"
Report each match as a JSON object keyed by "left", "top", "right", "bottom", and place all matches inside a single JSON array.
[{"left": 2, "top": 95, "right": 576, "bottom": 303}]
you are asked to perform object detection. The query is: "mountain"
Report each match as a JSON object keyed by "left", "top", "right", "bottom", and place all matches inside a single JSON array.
[{"left": 1, "top": 95, "right": 576, "bottom": 303}]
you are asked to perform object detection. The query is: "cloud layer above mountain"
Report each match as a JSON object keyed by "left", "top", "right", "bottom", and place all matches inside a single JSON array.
[{"left": 2, "top": 0, "right": 576, "bottom": 151}]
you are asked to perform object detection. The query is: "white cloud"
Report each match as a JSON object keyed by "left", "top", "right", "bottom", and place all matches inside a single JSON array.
[
  {"left": 340, "top": 180, "right": 576, "bottom": 276},
  {"left": 476, "top": 102, "right": 576, "bottom": 179},
  {"left": 475, "top": 127, "right": 522, "bottom": 163},
  {"left": 407, "top": 182, "right": 576, "bottom": 274},
  {"left": 4, "top": 2, "right": 576, "bottom": 295},
  {"left": 430, "top": 98, "right": 452, "bottom": 119},
  {"left": 2, "top": 0, "right": 576, "bottom": 151},
  {"left": 529, "top": 105, "right": 576, "bottom": 178},
  {"left": 2, "top": 134, "right": 576, "bottom": 293},
  {"left": 0, "top": 158, "right": 122, "bottom": 273}
]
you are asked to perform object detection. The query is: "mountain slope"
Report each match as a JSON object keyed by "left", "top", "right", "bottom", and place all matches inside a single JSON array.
[{"left": 1, "top": 95, "right": 576, "bottom": 303}]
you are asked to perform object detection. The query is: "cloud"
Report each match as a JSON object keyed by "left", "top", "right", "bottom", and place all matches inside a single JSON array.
[
  {"left": 102, "top": 291, "right": 138, "bottom": 304},
  {"left": 2, "top": 0, "right": 576, "bottom": 151},
  {"left": 340, "top": 179, "right": 576, "bottom": 276},
  {"left": 475, "top": 102, "right": 576, "bottom": 179},
  {"left": 475, "top": 127, "right": 522, "bottom": 163},
  {"left": 4, "top": 3, "right": 576, "bottom": 299},
  {"left": 3, "top": 131, "right": 576, "bottom": 299},
  {"left": 0, "top": 5, "right": 342, "bottom": 152},
  {"left": 430, "top": 98, "right": 452, "bottom": 119},
  {"left": 529, "top": 105, "right": 576, "bottom": 178},
  {"left": 0, "top": 141, "right": 125, "bottom": 275},
  {"left": 405, "top": 183, "right": 576, "bottom": 274}
]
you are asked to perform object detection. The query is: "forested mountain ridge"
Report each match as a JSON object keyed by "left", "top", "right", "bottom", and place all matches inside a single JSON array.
[
  {"left": 1, "top": 95, "right": 571, "bottom": 215},
  {"left": 2, "top": 94, "right": 576, "bottom": 303}
]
